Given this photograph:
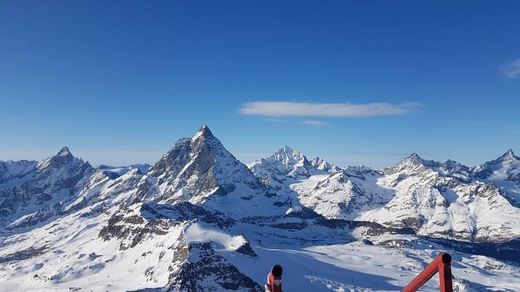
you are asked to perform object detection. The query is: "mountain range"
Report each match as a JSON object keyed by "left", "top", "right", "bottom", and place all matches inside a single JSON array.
[{"left": 0, "top": 125, "right": 519, "bottom": 291}]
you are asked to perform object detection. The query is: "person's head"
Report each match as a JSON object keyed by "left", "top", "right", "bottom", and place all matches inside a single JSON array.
[{"left": 271, "top": 264, "right": 283, "bottom": 278}]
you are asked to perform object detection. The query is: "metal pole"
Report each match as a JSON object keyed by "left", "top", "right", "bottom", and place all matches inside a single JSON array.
[
  {"left": 438, "top": 253, "right": 453, "bottom": 292},
  {"left": 402, "top": 253, "right": 453, "bottom": 292}
]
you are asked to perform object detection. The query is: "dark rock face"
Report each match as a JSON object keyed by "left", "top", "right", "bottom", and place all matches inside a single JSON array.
[
  {"left": 166, "top": 242, "right": 263, "bottom": 291},
  {"left": 4, "top": 209, "right": 55, "bottom": 230},
  {"left": 235, "top": 239, "right": 257, "bottom": 257},
  {"left": 99, "top": 201, "right": 238, "bottom": 250},
  {"left": 420, "top": 237, "right": 520, "bottom": 265},
  {"left": 148, "top": 138, "right": 192, "bottom": 179},
  {"left": 141, "top": 202, "right": 235, "bottom": 229},
  {"left": 99, "top": 205, "right": 173, "bottom": 250},
  {"left": 0, "top": 246, "right": 47, "bottom": 264}
]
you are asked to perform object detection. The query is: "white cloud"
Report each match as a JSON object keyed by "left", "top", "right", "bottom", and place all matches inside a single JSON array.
[
  {"left": 239, "top": 101, "right": 418, "bottom": 117},
  {"left": 500, "top": 59, "right": 520, "bottom": 79},
  {"left": 299, "top": 120, "right": 328, "bottom": 126}
]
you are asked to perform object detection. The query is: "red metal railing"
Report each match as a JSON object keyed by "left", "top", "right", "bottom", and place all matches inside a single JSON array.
[{"left": 403, "top": 253, "right": 453, "bottom": 292}]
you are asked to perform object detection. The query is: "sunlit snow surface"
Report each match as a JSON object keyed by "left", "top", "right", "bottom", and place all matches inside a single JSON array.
[{"left": 1, "top": 211, "right": 519, "bottom": 291}]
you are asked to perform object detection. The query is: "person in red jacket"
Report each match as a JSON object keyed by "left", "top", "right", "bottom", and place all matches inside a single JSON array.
[{"left": 265, "top": 264, "right": 283, "bottom": 292}]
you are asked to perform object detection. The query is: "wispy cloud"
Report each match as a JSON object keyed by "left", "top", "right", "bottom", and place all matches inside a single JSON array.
[
  {"left": 500, "top": 59, "right": 520, "bottom": 79},
  {"left": 239, "top": 101, "right": 418, "bottom": 117},
  {"left": 299, "top": 120, "right": 328, "bottom": 126}
]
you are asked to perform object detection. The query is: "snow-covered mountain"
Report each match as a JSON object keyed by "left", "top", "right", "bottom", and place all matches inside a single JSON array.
[
  {"left": 474, "top": 149, "right": 520, "bottom": 182},
  {"left": 248, "top": 146, "right": 315, "bottom": 184},
  {"left": 141, "top": 125, "right": 263, "bottom": 207},
  {"left": 247, "top": 145, "right": 337, "bottom": 194},
  {"left": 293, "top": 169, "right": 394, "bottom": 220},
  {"left": 360, "top": 153, "right": 520, "bottom": 242},
  {"left": 0, "top": 147, "right": 97, "bottom": 229},
  {"left": 473, "top": 149, "right": 520, "bottom": 207},
  {"left": 0, "top": 127, "right": 519, "bottom": 291},
  {"left": 254, "top": 148, "right": 520, "bottom": 242}
]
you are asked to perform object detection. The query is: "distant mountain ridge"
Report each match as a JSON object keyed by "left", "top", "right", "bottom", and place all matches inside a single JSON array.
[{"left": 250, "top": 146, "right": 520, "bottom": 242}]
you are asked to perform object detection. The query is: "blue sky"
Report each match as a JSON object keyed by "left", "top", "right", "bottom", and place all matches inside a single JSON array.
[{"left": 1, "top": 1, "right": 519, "bottom": 168}]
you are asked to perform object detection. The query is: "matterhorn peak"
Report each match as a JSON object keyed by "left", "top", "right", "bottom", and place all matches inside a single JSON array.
[
  {"left": 144, "top": 124, "right": 261, "bottom": 204},
  {"left": 191, "top": 124, "right": 215, "bottom": 142}
]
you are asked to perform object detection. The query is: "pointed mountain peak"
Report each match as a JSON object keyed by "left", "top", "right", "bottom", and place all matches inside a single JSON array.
[
  {"left": 403, "top": 153, "right": 424, "bottom": 164},
  {"left": 192, "top": 125, "right": 215, "bottom": 142},
  {"left": 152, "top": 125, "right": 238, "bottom": 177},
  {"left": 499, "top": 149, "right": 517, "bottom": 161},
  {"left": 147, "top": 125, "right": 261, "bottom": 203},
  {"left": 199, "top": 124, "right": 212, "bottom": 134},
  {"left": 387, "top": 153, "right": 440, "bottom": 173},
  {"left": 57, "top": 146, "right": 73, "bottom": 157},
  {"left": 156, "top": 125, "right": 224, "bottom": 171},
  {"left": 402, "top": 153, "right": 439, "bottom": 166},
  {"left": 408, "top": 153, "right": 421, "bottom": 159},
  {"left": 37, "top": 146, "right": 86, "bottom": 171},
  {"left": 475, "top": 149, "right": 520, "bottom": 181},
  {"left": 195, "top": 125, "right": 213, "bottom": 136}
]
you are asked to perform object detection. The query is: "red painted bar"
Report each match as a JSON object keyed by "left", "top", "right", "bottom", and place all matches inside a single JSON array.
[
  {"left": 438, "top": 254, "right": 453, "bottom": 292},
  {"left": 402, "top": 253, "right": 453, "bottom": 292}
]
